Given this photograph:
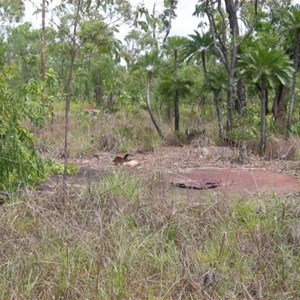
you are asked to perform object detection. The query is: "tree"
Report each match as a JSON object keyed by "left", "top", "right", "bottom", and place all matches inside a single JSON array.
[
  {"left": 239, "top": 44, "right": 293, "bottom": 154},
  {"left": 0, "top": 67, "right": 49, "bottom": 191},
  {"left": 163, "top": 36, "right": 187, "bottom": 133},
  {"left": 183, "top": 30, "right": 213, "bottom": 81},
  {"left": 135, "top": 50, "right": 164, "bottom": 139},
  {"left": 194, "top": 0, "right": 257, "bottom": 133},
  {"left": 285, "top": 5, "right": 300, "bottom": 137}
]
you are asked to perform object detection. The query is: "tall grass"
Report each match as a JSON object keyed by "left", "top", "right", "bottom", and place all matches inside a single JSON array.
[{"left": 0, "top": 170, "right": 299, "bottom": 299}]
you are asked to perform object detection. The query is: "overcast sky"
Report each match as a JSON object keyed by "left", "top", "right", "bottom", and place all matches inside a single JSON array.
[
  {"left": 25, "top": 0, "right": 200, "bottom": 38},
  {"left": 25, "top": 0, "right": 300, "bottom": 38},
  {"left": 129, "top": 0, "right": 200, "bottom": 37}
]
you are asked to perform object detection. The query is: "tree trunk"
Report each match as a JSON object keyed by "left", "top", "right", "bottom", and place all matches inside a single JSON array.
[
  {"left": 226, "top": 71, "right": 234, "bottom": 132},
  {"left": 146, "top": 71, "right": 164, "bottom": 139},
  {"left": 201, "top": 51, "right": 208, "bottom": 80},
  {"left": 286, "top": 29, "right": 300, "bottom": 137},
  {"left": 224, "top": 0, "right": 239, "bottom": 36},
  {"left": 236, "top": 79, "right": 246, "bottom": 114},
  {"left": 173, "top": 49, "right": 179, "bottom": 133},
  {"left": 214, "top": 89, "right": 224, "bottom": 140},
  {"left": 265, "top": 89, "right": 269, "bottom": 115},
  {"left": 225, "top": 0, "right": 238, "bottom": 131},
  {"left": 272, "top": 83, "right": 284, "bottom": 120},
  {"left": 260, "top": 83, "right": 267, "bottom": 155},
  {"left": 63, "top": 0, "right": 82, "bottom": 194},
  {"left": 94, "top": 68, "right": 102, "bottom": 107},
  {"left": 107, "top": 91, "right": 114, "bottom": 112},
  {"left": 41, "top": 0, "right": 46, "bottom": 97}
]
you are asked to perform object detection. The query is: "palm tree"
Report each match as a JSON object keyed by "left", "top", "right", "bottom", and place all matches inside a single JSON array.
[
  {"left": 183, "top": 30, "right": 213, "bottom": 80},
  {"left": 135, "top": 50, "right": 164, "bottom": 139},
  {"left": 183, "top": 31, "right": 227, "bottom": 139},
  {"left": 163, "top": 36, "right": 187, "bottom": 133},
  {"left": 285, "top": 5, "right": 300, "bottom": 137},
  {"left": 239, "top": 44, "right": 293, "bottom": 155}
]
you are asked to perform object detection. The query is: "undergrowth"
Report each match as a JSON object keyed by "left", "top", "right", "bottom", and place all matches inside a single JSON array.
[{"left": 0, "top": 170, "right": 299, "bottom": 299}]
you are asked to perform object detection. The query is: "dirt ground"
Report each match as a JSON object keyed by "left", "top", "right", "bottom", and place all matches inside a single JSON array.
[{"left": 39, "top": 145, "right": 300, "bottom": 198}]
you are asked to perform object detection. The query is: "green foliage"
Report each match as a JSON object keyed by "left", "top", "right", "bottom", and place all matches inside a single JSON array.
[
  {"left": 44, "top": 160, "right": 79, "bottom": 176},
  {"left": 291, "top": 122, "right": 300, "bottom": 136},
  {"left": 239, "top": 44, "right": 293, "bottom": 89},
  {"left": 0, "top": 67, "right": 51, "bottom": 190},
  {"left": 182, "top": 30, "right": 213, "bottom": 64},
  {"left": 231, "top": 103, "right": 278, "bottom": 141}
]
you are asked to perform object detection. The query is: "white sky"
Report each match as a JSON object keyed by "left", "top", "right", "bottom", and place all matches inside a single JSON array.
[
  {"left": 128, "top": 0, "right": 200, "bottom": 37},
  {"left": 25, "top": 0, "right": 200, "bottom": 38}
]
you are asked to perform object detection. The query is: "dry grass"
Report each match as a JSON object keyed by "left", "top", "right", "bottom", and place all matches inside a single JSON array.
[
  {"left": 8, "top": 103, "right": 300, "bottom": 299},
  {"left": 0, "top": 169, "right": 300, "bottom": 299},
  {"left": 33, "top": 103, "right": 161, "bottom": 158}
]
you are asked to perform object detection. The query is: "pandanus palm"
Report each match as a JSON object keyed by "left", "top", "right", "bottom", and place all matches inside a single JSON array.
[{"left": 239, "top": 44, "right": 293, "bottom": 155}]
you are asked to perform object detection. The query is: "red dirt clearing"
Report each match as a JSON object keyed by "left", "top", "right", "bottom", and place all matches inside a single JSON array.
[{"left": 170, "top": 168, "right": 300, "bottom": 196}]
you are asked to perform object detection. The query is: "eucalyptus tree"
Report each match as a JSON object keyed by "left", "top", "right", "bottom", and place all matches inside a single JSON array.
[
  {"left": 239, "top": 44, "right": 293, "bottom": 155},
  {"left": 76, "top": 18, "right": 122, "bottom": 107},
  {"left": 0, "top": 0, "right": 25, "bottom": 36},
  {"left": 284, "top": 5, "right": 300, "bottom": 137},
  {"left": 6, "top": 23, "right": 41, "bottom": 82},
  {"left": 52, "top": 0, "right": 132, "bottom": 190},
  {"left": 194, "top": 0, "right": 257, "bottom": 133}
]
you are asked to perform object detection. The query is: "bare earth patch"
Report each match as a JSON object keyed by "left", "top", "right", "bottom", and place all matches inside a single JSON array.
[
  {"left": 40, "top": 145, "right": 300, "bottom": 197},
  {"left": 169, "top": 168, "right": 300, "bottom": 196}
]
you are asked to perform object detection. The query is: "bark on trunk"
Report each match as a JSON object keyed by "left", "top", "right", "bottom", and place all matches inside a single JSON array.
[
  {"left": 201, "top": 51, "right": 208, "bottom": 80},
  {"left": 108, "top": 91, "right": 114, "bottom": 112},
  {"left": 214, "top": 89, "right": 224, "bottom": 140},
  {"left": 41, "top": 0, "right": 46, "bottom": 84},
  {"left": 146, "top": 72, "right": 164, "bottom": 139},
  {"left": 226, "top": 71, "right": 234, "bottom": 132},
  {"left": 260, "top": 83, "right": 267, "bottom": 155},
  {"left": 174, "top": 49, "right": 179, "bottom": 133},
  {"left": 236, "top": 79, "right": 246, "bottom": 114},
  {"left": 94, "top": 69, "right": 102, "bottom": 107},
  {"left": 286, "top": 29, "right": 300, "bottom": 137},
  {"left": 63, "top": 0, "right": 82, "bottom": 194}
]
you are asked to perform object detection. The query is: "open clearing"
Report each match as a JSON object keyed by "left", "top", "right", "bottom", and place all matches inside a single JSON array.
[{"left": 39, "top": 145, "right": 300, "bottom": 197}]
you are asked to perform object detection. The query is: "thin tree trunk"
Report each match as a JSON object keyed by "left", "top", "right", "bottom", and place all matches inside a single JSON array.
[
  {"left": 108, "top": 91, "right": 114, "bottom": 112},
  {"left": 265, "top": 89, "right": 269, "bottom": 115},
  {"left": 260, "top": 83, "right": 267, "bottom": 155},
  {"left": 174, "top": 49, "right": 179, "bottom": 133},
  {"left": 214, "top": 89, "right": 224, "bottom": 140},
  {"left": 146, "top": 71, "right": 164, "bottom": 139},
  {"left": 94, "top": 68, "right": 102, "bottom": 107},
  {"left": 226, "top": 70, "right": 234, "bottom": 132},
  {"left": 41, "top": 0, "right": 46, "bottom": 86},
  {"left": 63, "top": 0, "right": 81, "bottom": 194},
  {"left": 201, "top": 51, "right": 207, "bottom": 80},
  {"left": 225, "top": 0, "right": 238, "bottom": 132},
  {"left": 286, "top": 29, "right": 300, "bottom": 137}
]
